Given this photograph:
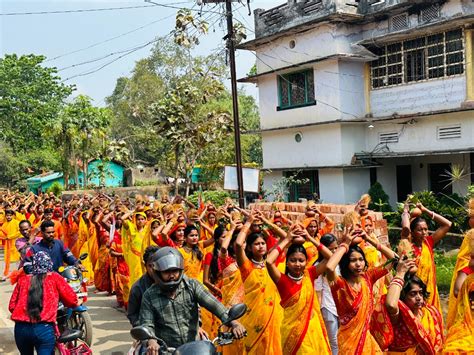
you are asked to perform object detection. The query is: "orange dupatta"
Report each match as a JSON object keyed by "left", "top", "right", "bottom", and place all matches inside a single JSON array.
[{"left": 443, "top": 273, "right": 474, "bottom": 354}]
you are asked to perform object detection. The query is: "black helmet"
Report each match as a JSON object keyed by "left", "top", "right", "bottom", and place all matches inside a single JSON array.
[{"left": 152, "top": 247, "right": 184, "bottom": 292}]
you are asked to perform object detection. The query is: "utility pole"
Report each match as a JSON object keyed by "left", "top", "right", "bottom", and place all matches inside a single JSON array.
[{"left": 201, "top": 0, "right": 245, "bottom": 207}]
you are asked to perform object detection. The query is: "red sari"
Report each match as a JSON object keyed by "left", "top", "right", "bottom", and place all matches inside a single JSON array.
[
  {"left": 94, "top": 225, "right": 113, "bottom": 293},
  {"left": 372, "top": 295, "right": 444, "bottom": 354},
  {"left": 110, "top": 230, "right": 130, "bottom": 307}
]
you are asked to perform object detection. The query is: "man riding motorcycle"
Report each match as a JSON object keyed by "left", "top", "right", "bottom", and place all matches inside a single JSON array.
[{"left": 139, "top": 247, "right": 246, "bottom": 354}]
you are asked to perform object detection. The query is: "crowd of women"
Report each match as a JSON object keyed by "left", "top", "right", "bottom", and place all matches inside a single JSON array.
[{"left": 1, "top": 190, "right": 473, "bottom": 354}]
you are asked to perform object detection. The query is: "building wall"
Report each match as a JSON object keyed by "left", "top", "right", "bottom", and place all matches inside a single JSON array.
[
  {"left": 255, "top": 23, "right": 363, "bottom": 73},
  {"left": 258, "top": 59, "right": 356, "bottom": 130},
  {"left": 343, "top": 168, "right": 371, "bottom": 203},
  {"left": 370, "top": 76, "right": 466, "bottom": 117},
  {"left": 319, "top": 169, "right": 345, "bottom": 203},
  {"left": 365, "top": 110, "right": 474, "bottom": 154},
  {"left": 88, "top": 160, "right": 124, "bottom": 187},
  {"left": 318, "top": 168, "right": 370, "bottom": 204},
  {"left": 262, "top": 124, "right": 343, "bottom": 169}
]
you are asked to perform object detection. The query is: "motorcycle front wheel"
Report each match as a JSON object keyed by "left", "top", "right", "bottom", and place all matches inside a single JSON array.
[{"left": 68, "top": 311, "right": 93, "bottom": 346}]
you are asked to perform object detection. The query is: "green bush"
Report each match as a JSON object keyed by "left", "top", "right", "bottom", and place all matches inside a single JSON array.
[
  {"left": 408, "top": 191, "right": 468, "bottom": 235},
  {"left": 46, "top": 181, "right": 64, "bottom": 197},
  {"left": 368, "top": 182, "right": 392, "bottom": 212},
  {"left": 187, "top": 190, "right": 233, "bottom": 207},
  {"left": 434, "top": 252, "right": 457, "bottom": 294}
]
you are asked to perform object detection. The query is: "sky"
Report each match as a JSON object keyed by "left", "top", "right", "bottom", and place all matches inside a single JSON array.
[{"left": 1, "top": 0, "right": 281, "bottom": 106}]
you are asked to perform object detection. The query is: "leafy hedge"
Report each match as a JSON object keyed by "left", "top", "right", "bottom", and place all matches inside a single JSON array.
[{"left": 187, "top": 190, "right": 233, "bottom": 207}]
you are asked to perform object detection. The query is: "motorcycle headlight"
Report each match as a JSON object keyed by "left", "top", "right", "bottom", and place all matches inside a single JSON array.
[{"left": 69, "top": 280, "right": 82, "bottom": 292}]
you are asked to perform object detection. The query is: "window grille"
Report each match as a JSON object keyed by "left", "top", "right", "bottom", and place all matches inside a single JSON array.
[
  {"left": 370, "top": 28, "right": 464, "bottom": 89},
  {"left": 278, "top": 70, "right": 315, "bottom": 110},
  {"left": 390, "top": 13, "right": 409, "bottom": 32},
  {"left": 437, "top": 125, "right": 461, "bottom": 140},
  {"left": 420, "top": 4, "right": 440, "bottom": 24}
]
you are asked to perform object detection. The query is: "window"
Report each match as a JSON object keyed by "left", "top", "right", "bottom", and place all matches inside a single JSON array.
[
  {"left": 277, "top": 69, "right": 315, "bottom": 110},
  {"left": 285, "top": 170, "right": 319, "bottom": 202},
  {"left": 370, "top": 28, "right": 464, "bottom": 89}
]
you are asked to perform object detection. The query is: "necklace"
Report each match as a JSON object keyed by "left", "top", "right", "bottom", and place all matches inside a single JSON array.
[
  {"left": 288, "top": 273, "right": 303, "bottom": 281},
  {"left": 251, "top": 258, "right": 265, "bottom": 268}
]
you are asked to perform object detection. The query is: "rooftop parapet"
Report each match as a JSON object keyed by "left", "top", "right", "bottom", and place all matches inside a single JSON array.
[{"left": 253, "top": 0, "right": 446, "bottom": 40}]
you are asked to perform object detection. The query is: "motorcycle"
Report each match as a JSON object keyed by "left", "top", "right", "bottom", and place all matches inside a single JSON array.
[
  {"left": 57, "top": 253, "right": 93, "bottom": 347},
  {"left": 129, "top": 303, "right": 247, "bottom": 355}
]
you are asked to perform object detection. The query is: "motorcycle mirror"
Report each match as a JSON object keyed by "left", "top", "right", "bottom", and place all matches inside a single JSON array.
[
  {"left": 223, "top": 303, "right": 247, "bottom": 326},
  {"left": 130, "top": 326, "right": 157, "bottom": 341},
  {"left": 79, "top": 253, "right": 89, "bottom": 261}
]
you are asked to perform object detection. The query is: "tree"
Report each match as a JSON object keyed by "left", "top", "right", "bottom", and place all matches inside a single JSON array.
[
  {"left": 149, "top": 72, "right": 233, "bottom": 195},
  {"left": 0, "top": 54, "right": 73, "bottom": 153},
  {"left": 52, "top": 95, "right": 111, "bottom": 188}
]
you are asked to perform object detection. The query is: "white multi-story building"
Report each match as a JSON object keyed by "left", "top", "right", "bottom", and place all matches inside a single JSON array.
[{"left": 239, "top": 0, "right": 474, "bottom": 205}]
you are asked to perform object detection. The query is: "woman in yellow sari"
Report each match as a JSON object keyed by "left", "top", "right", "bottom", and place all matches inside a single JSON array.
[
  {"left": 121, "top": 211, "right": 148, "bottom": 288},
  {"left": 0, "top": 210, "right": 20, "bottom": 278},
  {"left": 219, "top": 221, "right": 246, "bottom": 355},
  {"left": 400, "top": 202, "right": 452, "bottom": 319},
  {"left": 327, "top": 228, "right": 397, "bottom": 355},
  {"left": 443, "top": 273, "right": 474, "bottom": 354},
  {"left": 446, "top": 228, "right": 473, "bottom": 327},
  {"left": 235, "top": 212, "right": 282, "bottom": 355},
  {"left": 76, "top": 210, "right": 95, "bottom": 283},
  {"left": 177, "top": 225, "right": 214, "bottom": 281},
  {"left": 266, "top": 224, "right": 334, "bottom": 355},
  {"left": 378, "top": 258, "right": 444, "bottom": 354}
]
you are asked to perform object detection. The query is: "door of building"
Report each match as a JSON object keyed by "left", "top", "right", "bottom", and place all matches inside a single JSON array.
[
  {"left": 396, "top": 165, "right": 412, "bottom": 202},
  {"left": 429, "top": 163, "right": 452, "bottom": 195}
]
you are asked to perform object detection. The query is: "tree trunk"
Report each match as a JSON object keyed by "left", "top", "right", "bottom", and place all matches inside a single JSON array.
[
  {"left": 174, "top": 145, "right": 180, "bottom": 196},
  {"left": 72, "top": 144, "right": 79, "bottom": 188},
  {"left": 64, "top": 171, "right": 69, "bottom": 190}
]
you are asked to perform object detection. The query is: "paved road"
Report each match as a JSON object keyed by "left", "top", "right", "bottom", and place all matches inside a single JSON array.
[{"left": 0, "top": 250, "right": 132, "bottom": 354}]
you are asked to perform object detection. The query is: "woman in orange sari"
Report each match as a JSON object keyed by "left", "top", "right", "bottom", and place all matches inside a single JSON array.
[
  {"left": 379, "top": 258, "right": 444, "bottom": 354},
  {"left": 266, "top": 224, "right": 334, "bottom": 355},
  {"left": 327, "top": 228, "right": 397, "bottom": 355},
  {"left": 443, "top": 273, "right": 474, "bottom": 354},
  {"left": 235, "top": 212, "right": 282, "bottom": 355},
  {"left": 91, "top": 209, "right": 113, "bottom": 293},
  {"left": 400, "top": 202, "right": 452, "bottom": 318}
]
